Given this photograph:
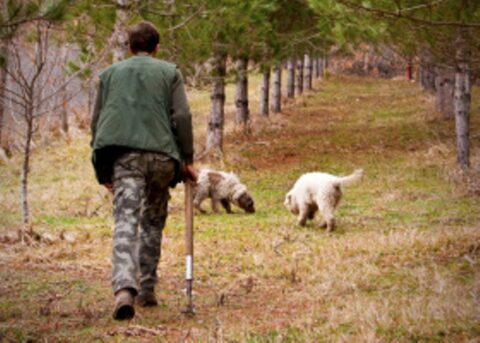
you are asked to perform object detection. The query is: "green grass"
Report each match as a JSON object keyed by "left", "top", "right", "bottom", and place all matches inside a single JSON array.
[{"left": 0, "top": 75, "right": 479, "bottom": 341}]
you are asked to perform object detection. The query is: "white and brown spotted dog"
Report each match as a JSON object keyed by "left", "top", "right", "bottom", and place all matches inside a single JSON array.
[
  {"left": 193, "top": 169, "right": 255, "bottom": 214},
  {"left": 284, "top": 169, "right": 363, "bottom": 231}
]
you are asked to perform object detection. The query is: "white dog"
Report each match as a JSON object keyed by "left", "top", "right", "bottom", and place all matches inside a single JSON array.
[
  {"left": 193, "top": 169, "right": 255, "bottom": 214},
  {"left": 284, "top": 169, "right": 363, "bottom": 231}
]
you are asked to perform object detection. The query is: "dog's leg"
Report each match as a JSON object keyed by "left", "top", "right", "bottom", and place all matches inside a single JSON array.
[
  {"left": 307, "top": 203, "right": 317, "bottom": 220},
  {"left": 193, "top": 194, "right": 207, "bottom": 214},
  {"left": 297, "top": 203, "right": 309, "bottom": 226},
  {"left": 326, "top": 218, "right": 336, "bottom": 232},
  {"left": 315, "top": 203, "right": 327, "bottom": 228},
  {"left": 320, "top": 205, "right": 336, "bottom": 232},
  {"left": 220, "top": 199, "right": 233, "bottom": 213},
  {"left": 196, "top": 205, "right": 207, "bottom": 214},
  {"left": 326, "top": 190, "right": 341, "bottom": 232},
  {"left": 316, "top": 189, "right": 339, "bottom": 231},
  {"left": 211, "top": 198, "right": 221, "bottom": 213}
]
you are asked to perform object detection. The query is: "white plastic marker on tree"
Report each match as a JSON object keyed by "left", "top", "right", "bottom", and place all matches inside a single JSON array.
[{"left": 183, "top": 180, "right": 195, "bottom": 315}]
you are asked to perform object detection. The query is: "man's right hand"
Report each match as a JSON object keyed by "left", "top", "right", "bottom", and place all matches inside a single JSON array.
[
  {"left": 184, "top": 164, "right": 198, "bottom": 183},
  {"left": 104, "top": 183, "right": 114, "bottom": 194}
]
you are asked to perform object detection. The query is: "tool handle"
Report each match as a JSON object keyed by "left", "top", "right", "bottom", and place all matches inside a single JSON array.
[
  {"left": 184, "top": 180, "right": 195, "bottom": 314},
  {"left": 185, "top": 180, "right": 194, "bottom": 280}
]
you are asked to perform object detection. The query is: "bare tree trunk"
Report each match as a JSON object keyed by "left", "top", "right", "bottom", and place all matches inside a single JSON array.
[
  {"left": 420, "top": 66, "right": 436, "bottom": 92},
  {"left": 313, "top": 56, "right": 318, "bottom": 79},
  {"left": 434, "top": 66, "right": 454, "bottom": 119},
  {"left": 318, "top": 58, "right": 324, "bottom": 78},
  {"left": 271, "top": 65, "right": 281, "bottom": 113},
  {"left": 206, "top": 51, "right": 226, "bottom": 153},
  {"left": 60, "top": 85, "right": 69, "bottom": 134},
  {"left": 286, "top": 58, "right": 295, "bottom": 98},
  {"left": 406, "top": 60, "right": 413, "bottom": 81},
  {"left": 20, "top": 119, "right": 33, "bottom": 229},
  {"left": 235, "top": 57, "right": 249, "bottom": 125},
  {"left": 87, "top": 75, "right": 96, "bottom": 124},
  {"left": 454, "top": 65, "right": 471, "bottom": 169},
  {"left": 295, "top": 57, "right": 304, "bottom": 96},
  {"left": 363, "top": 48, "right": 370, "bottom": 74},
  {"left": 0, "top": 38, "right": 9, "bottom": 148},
  {"left": 419, "top": 51, "right": 436, "bottom": 92},
  {"left": 0, "top": 58, "right": 6, "bottom": 147},
  {"left": 59, "top": 44, "right": 69, "bottom": 135},
  {"left": 60, "top": 45, "right": 69, "bottom": 134},
  {"left": 86, "top": 64, "right": 100, "bottom": 125},
  {"left": 323, "top": 53, "right": 328, "bottom": 76},
  {"left": 0, "top": 0, "right": 7, "bottom": 148},
  {"left": 304, "top": 53, "right": 312, "bottom": 91},
  {"left": 260, "top": 66, "right": 270, "bottom": 117},
  {"left": 454, "top": 31, "right": 471, "bottom": 170},
  {"left": 112, "top": 0, "right": 129, "bottom": 63}
]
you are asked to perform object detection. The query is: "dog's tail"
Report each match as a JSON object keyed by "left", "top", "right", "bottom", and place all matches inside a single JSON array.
[{"left": 338, "top": 169, "right": 364, "bottom": 186}]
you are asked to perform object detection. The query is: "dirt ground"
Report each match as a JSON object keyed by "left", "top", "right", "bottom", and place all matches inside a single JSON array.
[{"left": 1, "top": 75, "right": 479, "bottom": 342}]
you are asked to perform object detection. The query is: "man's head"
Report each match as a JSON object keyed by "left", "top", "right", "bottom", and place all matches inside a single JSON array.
[{"left": 127, "top": 21, "right": 160, "bottom": 55}]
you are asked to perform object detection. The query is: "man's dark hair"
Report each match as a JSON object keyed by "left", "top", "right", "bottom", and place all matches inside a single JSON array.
[{"left": 127, "top": 22, "right": 160, "bottom": 54}]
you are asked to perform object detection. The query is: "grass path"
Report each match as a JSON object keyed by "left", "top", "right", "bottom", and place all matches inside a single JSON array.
[{"left": 0, "top": 76, "right": 479, "bottom": 342}]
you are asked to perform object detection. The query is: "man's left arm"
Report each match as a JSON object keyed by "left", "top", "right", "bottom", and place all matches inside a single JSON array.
[{"left": 90, "top": 80, "right": 113, "bottom": 192}]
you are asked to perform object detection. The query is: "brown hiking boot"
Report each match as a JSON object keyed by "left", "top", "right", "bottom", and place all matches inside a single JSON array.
[
  {"left": 137, "top": 290, "right": 158, "bottom": 307},
  {"left": 112, "top": 288, "right": 135, "bottom": 320}
]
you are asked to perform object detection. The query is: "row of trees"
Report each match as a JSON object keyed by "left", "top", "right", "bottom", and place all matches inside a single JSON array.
[
  {"left": 204, "top": 53, "right": 326, "bottom": 156},
  {"left": 0, "top": 0, "right": 332, "bottom": 230},
  {"left": 0, "top": 1, "right": 334, "bottom": 150},
  {"left": 1, "top": 0, "right": 478, "bottom": 232},
  {"left": 134, "top": 0, "right": 331, "bottom": 155},
  {"left": 308, "top": 0, "right": 480, "bottom": 170}
]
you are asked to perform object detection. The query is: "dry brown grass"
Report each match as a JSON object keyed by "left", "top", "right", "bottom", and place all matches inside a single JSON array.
[{"left": 0, "top": 75, "right": 479, "bottom": 342}]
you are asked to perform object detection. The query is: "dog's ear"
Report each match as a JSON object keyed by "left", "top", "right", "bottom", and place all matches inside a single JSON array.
[{"left": 285, "top": 193, "right": 299, "bottom": 214}]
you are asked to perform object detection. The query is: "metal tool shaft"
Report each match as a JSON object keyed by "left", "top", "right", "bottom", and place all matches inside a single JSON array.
[{"left": 184, "top": 180, "right": 195, "bottom": 315}]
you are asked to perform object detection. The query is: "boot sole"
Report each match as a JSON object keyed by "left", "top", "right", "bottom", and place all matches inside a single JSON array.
[
  {"left": 137, "top": 299, "right": 158, "bottom": 307},
  {"left": 113, "top": 304, "right": 135, "bottom": 320}
]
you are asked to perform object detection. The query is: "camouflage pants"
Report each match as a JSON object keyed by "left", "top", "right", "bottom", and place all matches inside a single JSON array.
[{"left": 111, "top": 151, "right": 175, "bottom": 295}]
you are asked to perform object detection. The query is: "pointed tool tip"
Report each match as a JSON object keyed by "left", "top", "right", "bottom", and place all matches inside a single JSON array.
[{"left": 182, "top": 305, "right": 196, "bottom": 317}]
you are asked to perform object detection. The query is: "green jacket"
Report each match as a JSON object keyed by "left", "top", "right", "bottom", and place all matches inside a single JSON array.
[{"left": 91, "top": 55, "right": 193, "bottom": 184}]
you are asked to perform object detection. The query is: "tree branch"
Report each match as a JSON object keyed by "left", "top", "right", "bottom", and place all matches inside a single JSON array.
[
  {"left": 398, "top": 0, "right": 446, "bottom": 14},
  {"left": 0, "top": 16, "right": 45, "bottom": 29},
  {"left": 167, "top": 6, "right": 205, "bottom": 32},
  {"left": 337, "top": 0, "right": 480, "bottom": 28}
]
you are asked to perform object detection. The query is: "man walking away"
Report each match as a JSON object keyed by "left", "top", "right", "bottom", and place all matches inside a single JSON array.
[{"left": 90, "top": 21, "right": 197, "bottom": 320}]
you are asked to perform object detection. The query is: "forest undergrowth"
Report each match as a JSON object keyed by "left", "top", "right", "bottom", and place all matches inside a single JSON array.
[{"left": 0, "top": 75, "right": 479, "bottom": 342}]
